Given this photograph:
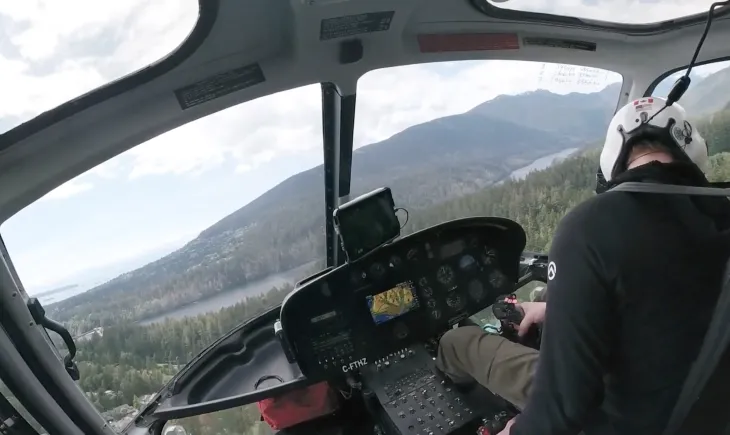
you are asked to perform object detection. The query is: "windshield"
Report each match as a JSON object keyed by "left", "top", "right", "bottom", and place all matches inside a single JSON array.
[
  {"left": 484, "top": 0, "right": 717, "bottom": 24},
  {"left": 0, "top": 1, "right": 198, "bottom": 134},
  {"left": 1, "top": 82, "right": 325, "bottom": 428}
]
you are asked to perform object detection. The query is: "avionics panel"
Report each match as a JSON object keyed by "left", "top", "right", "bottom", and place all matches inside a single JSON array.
[{"left": 280, "top": 217, "right": 526, "bottom": 380}]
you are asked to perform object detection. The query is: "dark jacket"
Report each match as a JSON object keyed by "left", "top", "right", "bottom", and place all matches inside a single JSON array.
[{"left": 510, "top": 162, "right": 730, "bottom": 435}]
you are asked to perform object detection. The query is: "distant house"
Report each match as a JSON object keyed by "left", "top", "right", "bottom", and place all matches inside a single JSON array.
[{"left": 74, "top": 327, "right": 104, "bottom": 343}]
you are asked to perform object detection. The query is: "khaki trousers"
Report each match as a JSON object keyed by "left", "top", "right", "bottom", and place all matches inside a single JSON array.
[{"left": 435, "top": 326, "right": 539, "bottom": 410}]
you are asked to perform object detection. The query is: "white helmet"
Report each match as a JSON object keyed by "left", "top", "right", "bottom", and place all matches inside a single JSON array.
[{"left": 599, "top": 97, "right": 709, "bottom": 183}]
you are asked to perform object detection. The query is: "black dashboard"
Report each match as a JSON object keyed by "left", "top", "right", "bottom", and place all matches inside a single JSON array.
[{"left": 280, "top": 217, "right": 526, "bottom": 381}]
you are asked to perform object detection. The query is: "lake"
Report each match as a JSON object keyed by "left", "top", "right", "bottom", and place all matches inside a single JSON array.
[
  {"left": 496, "top": 147, "right": 579, "bottom": 185},
  {"left": 138, "top": 261, "right": 317, "bottom": 325}
]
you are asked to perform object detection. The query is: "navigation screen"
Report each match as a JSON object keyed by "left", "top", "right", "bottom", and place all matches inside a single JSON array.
[
  {"left": 335, "top": 188, "right": 400, "bottom": 261},
  {"left": 366, "top": 281, "right": 420, "bottom": 325}
]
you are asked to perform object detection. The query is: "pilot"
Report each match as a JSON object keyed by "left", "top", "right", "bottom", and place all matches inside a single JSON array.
[{"left": 437, "top": 97, "right": 730, "bottom": 435}]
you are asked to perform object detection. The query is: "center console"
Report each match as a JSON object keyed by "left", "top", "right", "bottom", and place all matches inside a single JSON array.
[
  {"left": 360, "top": 345, "right": 480, "bottom": 435},
  {"left": 280, "top": 217, "right": 527, "bottom": 434}
]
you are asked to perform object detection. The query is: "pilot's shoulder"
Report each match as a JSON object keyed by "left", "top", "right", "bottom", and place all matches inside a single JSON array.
[{"left": 559, "top": 191, "right": 635, "bottom": 230}]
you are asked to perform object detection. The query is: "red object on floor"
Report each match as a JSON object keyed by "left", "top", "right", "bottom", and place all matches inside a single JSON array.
[{"left": 257, "top": 381, "right": 339, "bottom": 430}]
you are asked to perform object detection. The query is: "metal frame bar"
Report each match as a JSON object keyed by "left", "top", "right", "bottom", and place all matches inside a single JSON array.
[
  {"left": 0, "top": 323, "right": 82, "bottom": 434},
  {"left": 321, "top": 84, "right": 356, "bottom": 268},
  {"left": 0, "top": 241, "right": 114, "bottom": 435}
]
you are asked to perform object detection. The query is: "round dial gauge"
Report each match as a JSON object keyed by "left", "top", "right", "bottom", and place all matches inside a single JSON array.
[
  {"left": 459, "top": 255, "right": 477, "bottom": 271},
  {"left": 430, "top": 309, "right": 442, "bottom": 320},
  {"left": 468, "top": 280, "right": 485, "bottom": 301},
  {"left": 426, "top": 299, "right": 437, "bottom": 308},
  {"left": 489, "top": 270, "right": 506, "bottom": 288},
  {"left": 407, "top": 248, "right": 419, "bottom": 262},
  {"left": 446, "top": 294, "right": 464, "bottom": 310},
  {"left": 418, "top": 277, "right": 429, "bottom": 287},
  {"left": 436, "top": 265, "right": 455, "bottom": 285},
  {"left": 421, "top": 286, "right": 433, "bottom": 297},
  {"left": 350, "top": 270, "right": 365, "bottom": 285},
  {"left": 370, "top": 262, "right": 385, "bottom": 278},
  {"left": 483, "top": 248, "right": 498, "bottom": 265},
  {"left": 393, "top": 322, "right": 409, "bottom": 339}
]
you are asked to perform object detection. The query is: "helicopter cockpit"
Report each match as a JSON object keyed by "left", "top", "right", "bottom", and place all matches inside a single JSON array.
[
  {"left": 1, "top": 0, "right": 730, "bottom": 435},
  {"left": 147, "top": 188, "right": 541, "bottom": 435}
]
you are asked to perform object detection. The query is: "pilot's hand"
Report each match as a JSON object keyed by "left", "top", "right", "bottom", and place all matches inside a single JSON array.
[
  {"left": 516, "top": 302, "right": 546, "bottom": 337},
  {"left": 496, "top": 416, "right": 516, "bottom": 435}
]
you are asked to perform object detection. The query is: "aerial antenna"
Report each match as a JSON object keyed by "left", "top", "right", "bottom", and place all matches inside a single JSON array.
[{"left": 645, "top": 1, "right": 730, "bottom": 124}]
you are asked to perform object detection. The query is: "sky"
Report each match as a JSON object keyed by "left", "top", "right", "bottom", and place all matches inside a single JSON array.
[{"left": 0, "top": 0, "right": 725, "bottom": 293}]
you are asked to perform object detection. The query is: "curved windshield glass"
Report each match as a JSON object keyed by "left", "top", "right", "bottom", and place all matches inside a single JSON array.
[
  {"left": 485, "top": 0, "right": 716, "bottom": 24},
  {"left": 0, "top": 0, "right": 198, "bottom": 134},
  {"left": 1, "top": 84, "right": 324, "bottom": 426},
  {"left": 353, "top": 60, "right": 622, "bottom": 253}
]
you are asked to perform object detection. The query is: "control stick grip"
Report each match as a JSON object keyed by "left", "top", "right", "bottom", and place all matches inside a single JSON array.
[
  {"left": 492, "top": 294, "right": 524, "bottom": 329},
  {"left": 492, "top": 294, "right": 541, "bottom": 351}
]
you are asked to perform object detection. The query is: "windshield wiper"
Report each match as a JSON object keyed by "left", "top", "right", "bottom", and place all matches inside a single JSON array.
[{"left": 26, "top": 298, "right": 80, "bottom": 381}]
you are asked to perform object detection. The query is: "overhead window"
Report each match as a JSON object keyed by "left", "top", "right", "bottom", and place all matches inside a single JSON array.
[
  {"left": 0, "top": 0, "right": 199, "bottom": 134},
  {"left": 482, "top": 0, "right": 716, "bottom": 25},
  {"left": 651, "top": 60, "right": 730, "bottom": 165}
]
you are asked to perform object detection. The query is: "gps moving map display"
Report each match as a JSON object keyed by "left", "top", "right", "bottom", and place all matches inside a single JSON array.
[
  {"left": 366, "top": 281, "right": 420, "bottom": 324},
  {"left": 334, "top": 188, "right": 400, "bottom": 262}
]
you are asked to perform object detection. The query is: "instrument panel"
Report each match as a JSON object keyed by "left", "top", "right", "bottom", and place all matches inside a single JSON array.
[{"left": 280, "top": 217, "right": 526, "bottom": 380}]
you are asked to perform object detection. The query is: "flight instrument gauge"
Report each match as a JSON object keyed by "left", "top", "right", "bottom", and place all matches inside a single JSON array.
[
  {"left": 459, "top": 254, "right": 477, "bottom": 271},
  {"left": 483, "top": 248, "right": 498, "bottom": 265},
  {"left": 370, "top": 262, "right": 386, "bottom": 278},
  {"left": 468, "top": 280, "right": 485, "bottom": 301},
  {"left": 489, "top": 270, "right": 506, "bottom": 288},
  {"left": 436, "top": 265, "right": 455, "bottom": 285},
  {"left": 407, "top": 248, "right": 419, "bottom": 262},
  {"left": 446, "top": 295, "right": 464, "bottom": 310},
  {"left": 430, "top": 309, "right": 442, "bottom": 320}
]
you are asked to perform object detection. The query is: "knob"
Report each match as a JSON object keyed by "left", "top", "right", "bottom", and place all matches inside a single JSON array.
[
  {"left": 456, "top": 413, "right": 462, "bottom": 419},
  {"left": 376, "top": 363, "right": 382, "bottom": 371},
  {"left": 419, "top": 403, "right": 425, "bottom": 409},
  {"left": 437, "top": 408, "right": 444, "bottom": 415},
  {"left": 437, "top": 393, "right": 444, "bottom": 399},
  {"left": 384, "top": 361, "right": 390, "bottom": 367},
  {"left": 455, "top": 397, "right": 462, "bottom": 403},
  {"left": 408, "top": 407, "right": 415, "bottom": 414},
  {"left": 395, "top": 389, "right": 402, "bottom": 396},
  {"left": 448, "top": 420, "right": 455, "bottom": 427},
  {"left": 400, "top": 397, "right": 407, "bottom": 403},
  {"left": 398, "top": 411, "right": 405, "bottom": 418},
  {"left": 417, "top": 418, "right": 424, "bottom": 425},
  {"left": 427, "top": 413, "right": 434, "bottom": 420}
]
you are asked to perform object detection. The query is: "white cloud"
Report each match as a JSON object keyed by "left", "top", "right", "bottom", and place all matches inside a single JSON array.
[
  {"left": 0, "top": 0, "right": 197, "bottom": 124},
  {"left": 42, "top": 179, "right": 93, "bottom": 200},
  {"left": 488, "top": 0, "right": 717, "bottom": 24}
]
